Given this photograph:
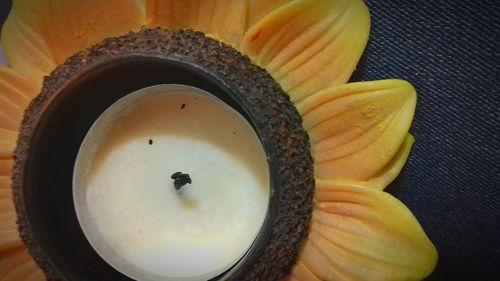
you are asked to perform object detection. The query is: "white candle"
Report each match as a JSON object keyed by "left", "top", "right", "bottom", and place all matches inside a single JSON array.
[{"left": 73, "top": 85, "right": 270, "bottom": 281}]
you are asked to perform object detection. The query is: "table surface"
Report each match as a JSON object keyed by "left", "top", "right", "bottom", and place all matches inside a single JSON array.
[{"left": 1, "top": 1, "right": 499, "bottom": 280}]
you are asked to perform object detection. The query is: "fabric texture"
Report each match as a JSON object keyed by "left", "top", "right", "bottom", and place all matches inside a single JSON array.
[
  {"left": 354, "top": 1, "right": 500, "bottom": 280},
  {"left": 0, "top": 0, "right": 499, "bottom": 280}
]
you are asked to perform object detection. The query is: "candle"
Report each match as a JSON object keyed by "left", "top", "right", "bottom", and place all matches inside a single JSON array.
[{"left": 73, "top": 85, "right": 270, "bottom": 281}]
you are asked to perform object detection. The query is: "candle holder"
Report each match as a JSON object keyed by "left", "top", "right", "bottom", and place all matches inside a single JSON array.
[{"left": 12, "top": 29, "right": 314, "bottom": 281}]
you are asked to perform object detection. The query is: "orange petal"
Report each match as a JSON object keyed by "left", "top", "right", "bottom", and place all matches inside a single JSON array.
[
  {"left": 0, "top": 197, "right": 21, "bottom": 251},
  {"left": 0, "top": 68, "right": 39, "bottom": 100},
  {"left": 315, "top": 134, "right": 415, "bottom": 191},
  {"left": 297, "top": 80, "right": 416, "bottom": 183},
  {"left": 364, "top": 134, "right": 414, "bottom": 190},
  {"left": 0, "top": 248, "right": 44, "bottom": 281},
  {"left": 0, "top": 160, "right": 12, "bottom": 176},
  {"left": 5, "top": 0, "right": 145, "bottom": 70},
  {"left": 0, "top": 67, "right": 39, "bottom": 132},
  {"left": 0, "top": 199, "right": 14, "bottom": 213},
  {"left": 247, "top": 0, "right": 292, "bottom": 28},
  {"left": 0, "top": 129, "right": 17, "bottom": 160},
  {"left": 1, "top": 5, "right": 56, "bottom": 85},
  {"left": 290, "top": 183, "right": 437, "bottom": 281},
  {"left": 0, "top": 176, "right": 12, "bottom": 199},
  {"left": 241, "top": 0, "right": 370, "bottom": 102},
  {"left": 284, "top": 261, "right": 322, "bottom": 281},
  {"left": 0, "top": 130, "right": 18, "bottom": 143},
  {"left": 0, "top": 161, "right": 19, "bottom": 251},
  {"left": 147, "top": 0, "right": 247, "bottom": 47},
  {"left": 0, "top": 142, "right": 15, "bottom": 160}
]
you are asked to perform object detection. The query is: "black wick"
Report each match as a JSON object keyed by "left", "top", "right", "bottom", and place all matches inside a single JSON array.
[{"left": 171, "top": 172, "right": 192, "bottom": 190}]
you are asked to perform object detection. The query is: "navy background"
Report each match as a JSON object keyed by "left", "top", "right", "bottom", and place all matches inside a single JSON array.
[
  {"left": 1, "top": 1, "right": 499, "bottom": 280},
  {"left": 356, "top": 1, "right": 500, "bottom": 280}
]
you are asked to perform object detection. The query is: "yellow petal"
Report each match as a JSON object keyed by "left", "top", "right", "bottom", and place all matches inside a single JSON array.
[
  {"left": 315, "top": 134, "right": 415, "bottom": 191},
  {"left": 364, "top": 134, "right": 414, "bottom": 189},
  {"left": 247, "top": 0, "right": 292, "bottom": 28},
  {"left": 6, "top": 0, "right": 145, "bottom": 69},
  {"left": 0, "top": 119, "right": 19, "bottom": 251},
  {"left": 0, "top": 68, "right": 37, "bottom": 131},
  {"left": 0, "top": 143, "right": 15, "bottom": 160},
  {"left": 290, "top": 183, "right": 437, "bottom": 281},
  {"left": 0, "top": 248, "right": 44, "bottom": 281},
  {"left": 0, "top": 197, "right": 21, "bottom": 251},
  {"left": 1, "top": 6, "right": 56, "bottom": 85},
  {"left": 147, "top": 0, "right": 247, "bottom": 47},
  {"left": 297, "top": 80, "right": 416, "bottom": 183},
  {"left": 0, "top": 129, "right": 17, "bottom": 160},
  {"left": 0, "top": 68, "right": 39, "bottom": 100},
  {"left": 0, "top": 160, "right": 12, "bottom": 176},
  {"left": 0, "top": 199, "right": 14, "bottom": 213},
  {"left": 285, "top": 261, "right": 322, "bottom": 281},
  {"left": 0, "top": 175, "right": 19, "bottom": 251},
  {"left": 0, "top": 176, "right": 12, "bottom": 199},
  {"left": 241, "top": 0, "right": 370, "bottom": 103},
  {"left": 0, "top": 130, "right": 17, "bottom": 144}
]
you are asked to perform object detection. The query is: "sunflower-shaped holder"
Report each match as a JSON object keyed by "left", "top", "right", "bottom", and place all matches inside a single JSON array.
[{"left": 0, "top": 1, "right": 437, "bottom": 281}]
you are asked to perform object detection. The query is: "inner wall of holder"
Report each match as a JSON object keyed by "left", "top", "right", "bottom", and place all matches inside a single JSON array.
[{"left": 24, "top": 57, "right": 277, "bottom": 281}]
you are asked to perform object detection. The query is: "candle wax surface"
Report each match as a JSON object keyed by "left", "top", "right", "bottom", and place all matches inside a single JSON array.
[{"left": 73, "top": 85, "right": 270, "bottom": 281}]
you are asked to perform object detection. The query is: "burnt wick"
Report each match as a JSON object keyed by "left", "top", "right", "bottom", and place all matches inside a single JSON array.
[
  {"left": 181, "top": 103, "right": 186, "bottom": 109},
  {"left": 171, "top": 172, "right": 192, "bottom": 190},
  {"left": 148, "top": 139, "right": 153, "bottom": 145}
]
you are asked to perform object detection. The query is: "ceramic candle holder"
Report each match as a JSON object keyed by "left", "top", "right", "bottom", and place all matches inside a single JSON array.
[{"left": 12, "top": 30, "right": 315, "bottom": 281}]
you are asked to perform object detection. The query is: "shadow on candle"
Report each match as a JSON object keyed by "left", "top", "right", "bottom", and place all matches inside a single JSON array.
[{"left": 179, "top": 194, "right": 198, "bottom": 211}]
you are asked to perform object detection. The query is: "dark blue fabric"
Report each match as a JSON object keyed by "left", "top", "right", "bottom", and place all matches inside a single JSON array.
[
  {"left": 355, "top": 1, "right": 500, "bottom": 280},
  {"left": 0, "top": 1, "right": 10, "bottom": 28},
  {"left": 1, "top": 1, "right": 499, "bottom": 280}
]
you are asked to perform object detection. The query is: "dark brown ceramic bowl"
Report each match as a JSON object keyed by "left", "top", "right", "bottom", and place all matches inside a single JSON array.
[{"left": 12, "top": 29, "right": 314, "bottom": 281}]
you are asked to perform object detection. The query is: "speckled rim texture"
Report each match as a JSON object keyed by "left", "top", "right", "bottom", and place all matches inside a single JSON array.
[{"left": 12, "top": 29, "right": 315, "bottom": 281}]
